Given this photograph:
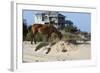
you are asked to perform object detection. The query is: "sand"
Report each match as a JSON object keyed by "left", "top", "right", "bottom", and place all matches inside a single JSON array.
[{"left": 22, "top": 41, "right": 91, "bottom": 63}]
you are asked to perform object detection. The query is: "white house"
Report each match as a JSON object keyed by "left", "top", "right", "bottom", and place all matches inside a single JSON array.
[{"left": 34, "top": 11, "right": 66, "bottom": 29}]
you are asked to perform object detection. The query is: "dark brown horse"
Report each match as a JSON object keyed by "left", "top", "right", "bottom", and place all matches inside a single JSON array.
[{"left": 31, "top": 24, "right": 62, "bottom": 44}]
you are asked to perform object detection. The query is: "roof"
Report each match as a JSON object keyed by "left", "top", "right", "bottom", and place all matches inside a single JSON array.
[{"left": 35, "top": 11, "right": 65, "bottom": 17}]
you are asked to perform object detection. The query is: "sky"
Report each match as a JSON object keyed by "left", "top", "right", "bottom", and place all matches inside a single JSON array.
[{"left": 23, "top": 10, "right": 91, "bottom": 32}]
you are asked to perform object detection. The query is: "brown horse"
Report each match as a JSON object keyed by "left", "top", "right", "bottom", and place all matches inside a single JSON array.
[{"left": 31, "top": 24, "right": 62, "bottom": 44}]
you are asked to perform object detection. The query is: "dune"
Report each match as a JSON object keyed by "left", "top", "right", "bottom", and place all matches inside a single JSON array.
[{"left": 22, "top": 41, "right": 91, "bottom": 63}]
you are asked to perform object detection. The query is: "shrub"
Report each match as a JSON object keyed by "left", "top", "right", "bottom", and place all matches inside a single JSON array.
[
  {"left": 35, "top": 42, "right": 49, "bottom": 51},
  {"left": 63, "top": 26, "right": 78, "bottom": 33},
  {"left": 50, "top": 33, "right": 59, "bottom": 42},
  {"left": 25, "top": 31, "right": 46, "bottom": 42},
  {"left": 23, "top": 19, "right": 28, "bottom": 41},
  {"left": 35, "top": 33, "right": 45, "bottom": 42},
  {"left": 25, "top": 31, "right": 33, "bottom": 41}
]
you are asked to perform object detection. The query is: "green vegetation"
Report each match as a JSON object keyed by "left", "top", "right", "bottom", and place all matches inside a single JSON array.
[
  {"left": 35, "top": 42, "right": 56, "bottom": 51},
  {"left": 62, "top": 32, "right": 81, "bottom": 41},
  {"left": 50, "top": 42, "right": 56, "bottom": 46},
  {"left": 35, "top": 42, "right": 49, "bottom": 51},
  {"left": 25, "top": 31, "right": 33, "bottom": 41},
  {"left": 63, "top": 20, "right": 79, "bottom": 33},
  {"left": 49, "top": 33, "right": 60, "bottom": 42},
  {"left": 25, "top": 31, "right": 46, "bottom": 42},
  {"left": 23, "top": 19, "right": 90, "bottom": 43},
  {"left": 23, "top": 19, "right": 28, "bottom": 41},
  {"left": 35, "top": 33, "right": 46, "bottom": 42},
  {"left": 63, "top": 26, "right": 79, "bottom": 33}
]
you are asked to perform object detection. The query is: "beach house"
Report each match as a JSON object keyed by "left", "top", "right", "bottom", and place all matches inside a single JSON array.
[{"left": 34, "top": 11, "right": 65, "bottom": 29}]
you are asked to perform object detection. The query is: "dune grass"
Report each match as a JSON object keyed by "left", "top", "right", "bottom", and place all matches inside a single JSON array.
[{"left": 35, "top": 42, "right": 49, "bottom": 51}]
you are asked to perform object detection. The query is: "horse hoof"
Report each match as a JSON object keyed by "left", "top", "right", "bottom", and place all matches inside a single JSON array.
[
  {"left": 45, "top": 52, "right": 48, "bottom": 54},
  {"left": 62, "top": 49, "right": 67, "bottom": 52},
  {"left": 35, "top": 49, "right": 38, "bottom": 51}
]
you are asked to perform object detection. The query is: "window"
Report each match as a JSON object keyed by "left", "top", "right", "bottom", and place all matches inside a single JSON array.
[{"left": 42, "top": 13, "right": 45, "bottom": 21}]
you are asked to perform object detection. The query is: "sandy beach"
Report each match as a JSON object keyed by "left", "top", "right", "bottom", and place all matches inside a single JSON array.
[{"left": 22, "top": 41, "right": 91, "bottom": 63}]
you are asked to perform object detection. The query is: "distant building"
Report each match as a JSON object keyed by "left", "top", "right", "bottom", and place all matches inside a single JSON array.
[{"left": 34, "top": 11, "right": 65, "bottom": 29}]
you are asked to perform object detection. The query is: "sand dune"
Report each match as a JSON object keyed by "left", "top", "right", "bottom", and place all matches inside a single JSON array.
[{"left": 22, "top": 41, "right": 91, "bottom": 63}]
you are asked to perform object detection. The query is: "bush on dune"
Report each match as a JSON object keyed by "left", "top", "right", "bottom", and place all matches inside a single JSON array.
[
  {"left": 25, "top": 31, "right": 33, "bottom": 41},
  {"left": 35, "top": 33, "right": 46, "bottom": 42},
  {"left": 35, "top": 42, "right": 49, "bottom": 51},
  {"left": 25, "top": 31, "right": 46, "bottom": 42}
]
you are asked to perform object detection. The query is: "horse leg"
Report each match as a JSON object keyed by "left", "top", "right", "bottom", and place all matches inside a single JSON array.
[
  {"left": 47, "top": 35, "right": 49, "bottom": 42},
  {"left": 31, "top": 32, "right": 37, "bottom": 44},
  {"left": 33, "top": 35, "right": 36, "bottom": 44},
  {"left": 46, "top": 34, "right": 51, "bottom": 42},
  {"left": 31, "top": 33, "right": 34, "bottom": 44},
  {"left": 46, "top": 48, "right": 51, "bottom": 54}
]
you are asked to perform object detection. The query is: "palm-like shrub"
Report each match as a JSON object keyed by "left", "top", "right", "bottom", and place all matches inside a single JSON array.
[{"left": 64, "top": 20, "right": 79, "bottom": 33}]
